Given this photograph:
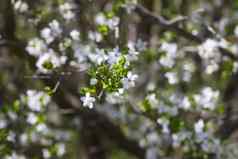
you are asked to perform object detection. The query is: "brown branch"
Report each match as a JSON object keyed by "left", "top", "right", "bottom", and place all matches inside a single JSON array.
[
  {"left": 134, "top": 4, "right": 202, "bottom": 43},
  {"left": 134, "top": 4, "right": 238, "bottom": 61},
  {"left": 53, "top": 90, "right": 146, "bottom": 159}
]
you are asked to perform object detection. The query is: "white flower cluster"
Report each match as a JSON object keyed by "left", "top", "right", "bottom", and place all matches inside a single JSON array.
[
  {"left": 95, "top": 13, "right": 120, "bottom": 30},
  {"left": 88, "top": 31, "right": 103, "bottom": 42},
  {"left": 36, "top": 49, "right": 66, "bottom": 73},
  {"left": 26, "top": 38, "right": 47, "bottom": 57},
  {"left": 165, "top": 72, "right": 178, "bottom": 85},
  {"left": 122, "top": 71, "right": 138, "bottom": 89},
  {"left": 159, "top": 42, "right": 177, "bottom": 68},
  {"left": 26, "top": 21, "right": 67, "bottom": 73},
  {"left": 59, "top": 2, "right": 75, "bottom": 21},
  {"left": 194, "top": 119, "right": 220, "bottom": 153},
  {"left": 193, "top": 87, "right": 219, "bottom": 110},
  {"left": 80, "top": 93, "right": 96, "bottom": 109},
  {"left": 26, "top": 90, "right": 50, "bottom": 112},
  {"left": 157, "top": 117, "right": 170, "bottom": 134},
  {"left": 13, "top": 0, "right": 28, "bottom": 13},
  {"left": 172, "top": 130, "right": 192, "bottom": 148},
  {"left": 126, "top": 42, "right": 140, "bottom": 61},
  {"left": 41, "top": 20, "right": 62, "bottom": 44},
  {"left": 198, "top": 39, "right": 222, "bottom": 74},
  {"left": 106, "top": 88, "right": 124, "bottom": 104}
]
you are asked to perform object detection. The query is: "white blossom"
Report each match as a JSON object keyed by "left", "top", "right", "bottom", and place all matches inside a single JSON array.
[
  {"left": 157, "top": 117, "right": 170, "bottom": 134},
  {"left": 26, "top": 90, "right": 50, "bottom": 112},
  {"left": 88, "top": 31, "right": 102, "bottom": 42},
  {"left": 41, "top": 20, "right": 62, "bottom": 44},
  {"left": 59, "top": 2, "right": 75, "bottom": 20},
  {"left": 159, "top": 42, "right": 177, "bottom": 68},
  {"left": 80, "top": 93, "right": 96, "bottom": 109},
  {"left": 88, "top": 49, "right": 108, "bottom": 65},
  {"left": 122, "top": 71, "right": 138, "bottom": 89},
  {"left": 26, "top": 38, "right": 47, "bottom": 57},
  {"left": 146, "top": 93, "right": 159, "bottom": 108},
  {"left": 107, "top": 47, "right": 121, "bottom": 65},
  {"left": 70, "top": 30, "right": 80, "bottom": 41},
  {"left": 36, "top": 50, "right": 62, "bottom": 73},
  {"left": 193, "top": 87, "right": 219, "bottom": 110},
  {"left": 42, "top": 149, "right": 51, "bottom": 159},
  {"left": 56, "top": 143, "right": 66, "bottom": 156},
  {"left": 14, "top": 0, "right": 28, "bottom": 13},
  {"left": 90, "top": 78, "right": 98, "bottom": 85},
  {"left": 179, "top": 96, "right": 191, "bottom": 110},
  {"left": 165, "top": 72, "right": 178, "bottom": 84},
  {"left": 194, "top": 119, "right": 205, "bottom": 134},
  {"left": 26, "top": 112, "right": 38, "bottom": 125}
]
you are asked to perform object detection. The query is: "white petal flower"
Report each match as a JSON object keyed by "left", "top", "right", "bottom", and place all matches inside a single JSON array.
[
  {"left": 36, "top": 50, "right": 61, "bottom": 73},
  {"left": 122, "top": 71, "right": 138, "bottom": 89},
  {"left": 194, "top": 87, "right": 219, "bottom": 110},
  {"left": 26, "top": 38, "right": 47, "bottom": 57},
  {"left": 80, "top": 93, "right": 96, "bottom": 109},
  {"left": 159, "top": 42, "right": 177, "bottom": 68},
  {"left": 70, "top": 30, "right": 80, "bottom": 41},
  {"left": 26, "top": 90, "right": 50, "bottom": 112},
  {"left": 26, "top": 112, "right": 38, "bottom": 125},
  {"left": 56, "top": 143, "right": 66, "bottom": 156},
  {"left": 41, "top": 28, "right": 54, "bottom": 44},
  {"left": 146, "top": 93, "right": 159, "bottom": 108},
  {"left": 41, "top": 20, "right": 62, "bottom": 44},
  {"left": 194, "top": 119, "right": 204, "bottom": 134},
  {"left": 42, "top": 149, "right": 51, "bottom": 159},
  {"left": 95, "top": 13, "right": 107, "bottom": 25},
  {"left": 107, "top": 47, "right": 120, "bottom": 65},
  {"left": 165, "top": 72, "right": 178, "bottom": 84},
  {"left": 14, "top": 0, "right": 28, "bottom": 13},
  {"left": 59, "top": 2, "right": 75, "bottom": 20}
]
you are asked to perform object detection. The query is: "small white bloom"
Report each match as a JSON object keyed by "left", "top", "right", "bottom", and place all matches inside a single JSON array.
[
  {"left": 26, "top": 38, "right": 47, "bottom": 57},
  {"left": 234, "top": 25, "right": 238, "bottom": 37},
  {"left": 36, "top": 123, "right": 48, "bottom": 133},
  {"left": 194, "top": 119, "right": 204, "bottom": 134},
  {"left": 59, "top": 2, "right": 75, "bottom": 20},
  {"left": 160, "top": 42, "right": 177, "bottom": 58},
  {"left": 70, "top": 30, "right": 80, "bottom": 41},
  {"left": 88, "top": 31, "right": 102, "bottom": 42},
  {"left": 126, "top": 42, "right": 139, "bottom": 61},
  {"left": 90, "top": 78, "right": 98, "bottom": 85},
  {"left": 180, "top": 96, "right": 191, "bottom": 110},
  {"left": 80, "top": 93, "right": 96, "bottom": 109},
  {"left": 41, "top": 28, "right": 54, "bottom": 44},
  {"left": 194, "top": 87, "right": 219, "bottom": 110},
  {"left": 95, "top": 13, "right": 107, "bottom": 25},
  {"left": 157, "top": 117, "right": 170, "bottom": 134},
  {"left": 165, "top": 72, "right": 178, "bottom": 84},
  {"left": 0, "top": 119, "right": 7, "bottom": 128},
  {"left": 159, "top": 42, "right": 177, "bottom": 68},
  {"left": 26, "top": 90, "right": 50, "bottom": 112},
  {"left": 14, "top": 0, "right": 28, "bottom": 13},
  {"left": 42, "top": 149, "right": 51, "bottom": 159},
  {"left": 36, "top": 50, "right": 61, "bottom": 73},
  {"left": 41, "top": 20, "right": 62, "bottom": 44},
  {"left": 88, "top": 49, "right": 108, "bottom": 65},
  {"left": 56, "top": 143, "right": 66, "bottom": 156},
  {"left": 7, "top": 131, "right": 16, "bottom": 142},
  {"left": 20, "top": 133, "right": 28, "bottom": 145},
  {"left": 26, "top": 112, "right": 38, "bottom": 125},
  {"left": 198, "top": 39, "right": 219, "bottom": 59},
  {"left": 146, "top": 93, "right": 159, "bottom": 108},
  {"left": 122, "top": 72, "right": 138, "bottom": 89}
]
